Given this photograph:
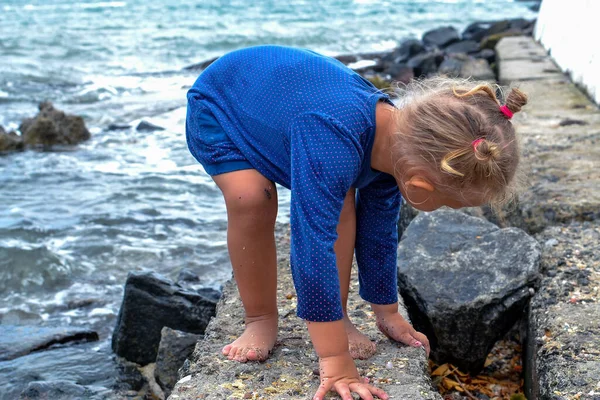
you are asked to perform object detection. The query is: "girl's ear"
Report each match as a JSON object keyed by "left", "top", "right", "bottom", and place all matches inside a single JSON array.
[{"left": 405, "top": 176, "right": 435, "bottom": 192}]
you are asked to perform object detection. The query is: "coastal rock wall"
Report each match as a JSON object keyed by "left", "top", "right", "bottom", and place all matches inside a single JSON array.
[
  {"left": 535, "top": 0, "right": 600, "bottom": 104},
  {"left": 496, "top": 36, "right": 600, "bottom": 399}
]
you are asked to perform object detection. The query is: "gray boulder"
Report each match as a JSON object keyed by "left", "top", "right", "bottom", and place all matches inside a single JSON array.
[
  {"left": 397, "top": 200, "right": 419, "bottom": 240},
  {"left": 407, "top": 51, "right": 444, "bottom": 77},
  {"left": 397, "top": 209, "right": 540, "bottom": 374},
  {"left": 383, "top": 39, "right": 425, "bottom": 65},
  {"left": 136, "top": 120, "right": 165, "bottom": 132},
  {"left": 462, "top": 18, "right": 535, "bottom": 43},
  {"left": 438, "top": 57, "right": 465, "bottom": 78},
  {"left": 422, "top": 26, "right": 460, "bottom": 48},
  {"left": 0, "top": 125, "right": 24, "bottom": 152},
  {"left": 444, "top": 40, "right": 480, "bottom": 55},
  {"left": 111, "top": 271, "right": 217, "bottom": 365},
  {"left": 474, "top": 48, "right": 496, "bottom": 64},
  {"left": 19, "top": 102, "right": 90, "bottom": 147},
  {"left": 460, "top": 58, "right": 495, "bottom": 81},
  {"left": 183, "top": 56, "right": 219, "bottom": 72},
  {"left": 155, "top": 327, "right": 203, "bottom": 397},
  {"left": 462, "top": 21, "right": 495, "bottom": 42}
]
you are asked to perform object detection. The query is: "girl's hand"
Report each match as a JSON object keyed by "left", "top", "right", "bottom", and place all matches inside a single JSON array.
[{"left": 313, "top": 352, "right": 389, "bottom": 400}]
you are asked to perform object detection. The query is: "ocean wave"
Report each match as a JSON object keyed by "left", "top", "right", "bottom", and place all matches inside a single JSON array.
[
  {"left": 0, "top": 245, "right": 73, "bottom": 294},
  {"left": 21, "top": 2, "right": 126, "bottom": 12}
]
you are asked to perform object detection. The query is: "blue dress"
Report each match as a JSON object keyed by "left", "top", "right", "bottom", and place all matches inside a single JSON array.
[{"left": 186, "top": 45, "right": 401, "bottom": 322}]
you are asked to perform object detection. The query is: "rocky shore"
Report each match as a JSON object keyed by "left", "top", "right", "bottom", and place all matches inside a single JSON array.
[
  {"left": 6, "top": 13, "right": 598, "bottom": 400},
  {"left": 183, "top": 18, "right": 535, "bottom": 91},
  {"left": 167, "top": 35, "right": 599, "bottom": 400}
]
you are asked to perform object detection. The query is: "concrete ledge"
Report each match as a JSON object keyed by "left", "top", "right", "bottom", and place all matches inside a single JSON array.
[
  {"left": 497, "top": 37, "right": 564, "bottom": 84},
  {"left": 497, "top": 37, "right": 600, "bottom": 232},
  {"left": 496, "top": 36, "right": 548, "bottom": 61},
  {"left": 170, "top": 231, "right": 440, "bottom": 400}
]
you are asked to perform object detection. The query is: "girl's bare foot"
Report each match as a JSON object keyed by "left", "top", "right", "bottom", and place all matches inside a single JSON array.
[
  {"left": 222, "top": 313, "right": 279, "bottom": 362},
  {"left": 344, "top": 316, "right": 376, "bottom": 360},
  {"left": 376, "top": 312, "right": 430, "bottom": 356}
]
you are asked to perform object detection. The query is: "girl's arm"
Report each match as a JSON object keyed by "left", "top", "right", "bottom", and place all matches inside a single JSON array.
[
  {"left": 355, "top": 176, "right": 430, "bottom": 355},
  {"left": 289, "top": 112, "right": 389, "bottom": 399},
  {"left": 355, "top": 174, "right": 401, "bottom": 306}
]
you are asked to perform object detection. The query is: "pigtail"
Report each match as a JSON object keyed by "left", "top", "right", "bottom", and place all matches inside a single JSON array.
[
  {"left": 452, "top": 84, "right": 500, "bottom": 104},
  {"left": 440, "top": 148, "right": 469, "bottom": 177},
  {"left": 504, "top": 88, "right": 528, "bottom": 115},
  {"left": 473, "top": 139, "right": 500, "bottom": 163}
]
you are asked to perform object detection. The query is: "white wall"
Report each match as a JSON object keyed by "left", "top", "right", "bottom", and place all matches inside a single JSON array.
[{"left": 535, "top": 0, "right": 600, "bottom": 104}]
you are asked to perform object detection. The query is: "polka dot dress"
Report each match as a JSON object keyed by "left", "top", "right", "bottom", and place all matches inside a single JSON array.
[{"left": 186, "top": 45, "right": 402, "bottom": 322}]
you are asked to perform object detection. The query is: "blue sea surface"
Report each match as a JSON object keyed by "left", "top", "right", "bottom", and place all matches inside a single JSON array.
[{"left": 0, "top": 1, "right": 537, "bottom": 398}]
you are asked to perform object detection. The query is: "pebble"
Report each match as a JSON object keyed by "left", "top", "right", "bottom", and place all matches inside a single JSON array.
[
  {"left": 386, "top": 361, "right": 394, "bottom": 369},
  {"left": 545, "top": 238, "right": 559, "bottom": 248}
]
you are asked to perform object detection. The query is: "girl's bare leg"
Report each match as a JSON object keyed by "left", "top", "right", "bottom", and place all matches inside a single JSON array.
[
  {"left": 212, "top": 169, "right": 279, "bottom": 362},
  {"left": 335, "top": 188, "right": 377, "bottom": 360}
]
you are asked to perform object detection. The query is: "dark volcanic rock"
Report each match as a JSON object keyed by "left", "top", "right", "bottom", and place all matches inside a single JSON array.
[
  {"left": 397, "top": 209, "right": 541, "bottom": 374},
  {"left": 106, "top": 123, "right": 131, "bottom": 131},
  {"left": 383, "top": 39, "right": 425, "bottom": 65},
  {"left": 136, "top": 120, "right": 165, "bottom": 132},
  {"left": 334, "top": 54, "right": 359, "bottom": 64},
  {"left": 407, "top": 51, "right": 444, "bottom": 77},
  {"left": 474, "top": 48, "right": 496, "bottom": 64},
  {"left": 0, "top": 125, "right": 24, "bottom": 152},
  {"left": 422, "top": 26, "right": 460, "bottom": 48},
  {"left": 438, "top": 57, "right": 465, "bottom": 78},
  {"left": 462, "top": 21, "right": 495, "bottom": 42},
  {"left": 397, "top": 201, "right": 419, "bottom": 240},
  {"left": 480, "top": 29, "right": 524, "bottom": 50},
  {"left": 155, "top": 327, "right": 203, "bottom": 397},
  {"left": 386, "top": 64, "right": 415, "bottom": 84},
  {"left": 444, "top": 40, "right": 480, "bottom": 55},
  {"left": 111, "top": 271, "right": 217, "bottom": 365},
  {"left": 183, "top": 56, "right": 219, "bottom": 72},
  {"left": 463, "top": 18, "right": 535, "bottom": 44},
  {"left": 19, "top": 102, "right": 90, "bottom": 147},
  {"left": 0, "top": 325, "right": 99, "bottom": 361}
]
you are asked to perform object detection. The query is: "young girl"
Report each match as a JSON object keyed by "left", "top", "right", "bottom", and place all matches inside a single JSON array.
[{"left": 186, "top": 45, "right": 527, "bottom": 400}]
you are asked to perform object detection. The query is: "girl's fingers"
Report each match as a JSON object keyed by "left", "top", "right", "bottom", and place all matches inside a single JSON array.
[
  {"left": 348, "top": 383, "right": 375, "bottom": 400},
  {"left": 334, "top": 384, "right": 353, "bottom": 400},
  {"left": 413, "top": 331, "right": 431, "bottom": 356},
  {"left": 367, "top": 384, "right": 389, "bottom": 400},
  {"left": 313, "top": 380, "right": 332, "bottom": 400}
]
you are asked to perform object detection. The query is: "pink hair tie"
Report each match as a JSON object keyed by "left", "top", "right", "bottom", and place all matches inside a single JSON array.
[
  {"left": 472, "top": 138, "right": 485, "bottom": 151},
  {"left": 499, "top": 104, "right": 513, "bottom": 119}
]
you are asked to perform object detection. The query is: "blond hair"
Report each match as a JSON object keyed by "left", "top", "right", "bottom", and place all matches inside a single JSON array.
[{"left": 392, "top": 77, "right": 528, "bottom": 206}]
